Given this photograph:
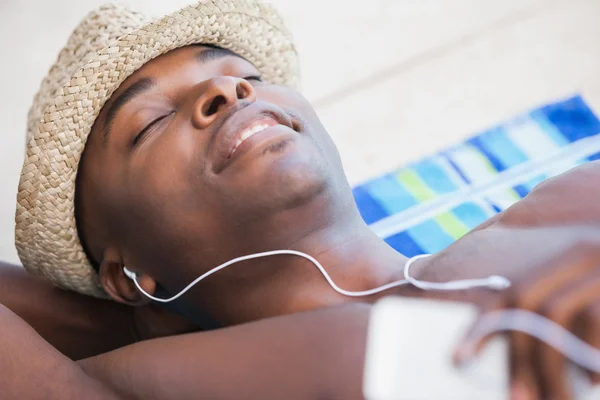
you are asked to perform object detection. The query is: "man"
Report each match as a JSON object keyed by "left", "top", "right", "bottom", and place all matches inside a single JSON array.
[{"left": 4, "top": 0, "right": 600, "bottom": 398}]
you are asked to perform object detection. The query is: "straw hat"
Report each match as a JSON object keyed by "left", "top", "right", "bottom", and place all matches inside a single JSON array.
[{"left": 16, "top": 0, "right": 299, "bottom": 298}]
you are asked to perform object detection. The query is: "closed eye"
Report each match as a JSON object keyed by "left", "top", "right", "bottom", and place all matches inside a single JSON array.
[
  {"left": 133, "top": 112, "right": 174, "bottom": 145},
  {"left": 244, "top": 75, "right": 263, "bottom": 82}
]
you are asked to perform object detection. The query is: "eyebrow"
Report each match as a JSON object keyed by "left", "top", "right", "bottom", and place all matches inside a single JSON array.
[
  {"left": 102, "top": 77, "right": 157, "bottom": 140},
  {"left": 195, "top": 46, "right": 244, "bottom": 64}
]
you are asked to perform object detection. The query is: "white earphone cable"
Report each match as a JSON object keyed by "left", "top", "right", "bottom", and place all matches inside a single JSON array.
[{"left": 126, "top": 251, "right": 508, "bottom": 303}]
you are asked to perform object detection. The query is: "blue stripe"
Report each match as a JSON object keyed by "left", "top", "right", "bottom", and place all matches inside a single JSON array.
[
  {"left": 352, "top": 186, "right": 388, "bottom": 224},
  {"left": 451, "top": 202, "right": 490, "bottom": 229},
  {"left": 541, "top": 95, "right": 600, "bottom": 142},
  {"left": 478, "top": 126, "right": 529, "bottom": 169},
  {"left": 487, "top": 202, "right": 502, "bottom": 213},
  {"left": 384, "top": 231, "right": 424, "bottom": 257},
  {"left": 589, "top": 152, "right": 600, "bottom": 162},
  {"left": 412, "top": 159, "right": 459, "bottom": 194},
  {"left": 530, "top": 109, "right": 569, "bottom": 147},
  {"left": 468, "top": 136, "right": 504, "bottom": 172},
  {"left": 406, "top": 220, "right": 455, "bottom": 254},
  {"left": 513, "top": 184, "right": 529, "bottom": 198},
  {"left": 364, "top": 174, "right": 417, "bottom": 214},
  {"left": 442, "top": 153, "right": 471, "bottom": 184}
]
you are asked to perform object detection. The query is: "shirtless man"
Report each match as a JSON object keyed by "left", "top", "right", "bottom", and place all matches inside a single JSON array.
[{"left": 3, "top": 1, "right": 600, "bottom": 398}]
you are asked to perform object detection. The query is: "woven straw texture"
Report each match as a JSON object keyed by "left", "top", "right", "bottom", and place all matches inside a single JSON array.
[{"left": 16, "top": 0, "right": 299, "bottom": 297}]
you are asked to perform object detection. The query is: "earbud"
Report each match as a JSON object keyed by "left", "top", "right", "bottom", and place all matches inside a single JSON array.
[
  {"left": 403, "top": 254, "right": 512, "bottom": 292},
  {"left": 485, "top": 275, "right": 512, "bottom": 290},
  {"left": 123, "top": 266, "right": 137, "bottom": 280}
]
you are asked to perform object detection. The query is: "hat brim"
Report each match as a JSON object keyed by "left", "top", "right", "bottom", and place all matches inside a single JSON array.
[{"left": 16, "top": 0, "right": 299, "bottom": 298}]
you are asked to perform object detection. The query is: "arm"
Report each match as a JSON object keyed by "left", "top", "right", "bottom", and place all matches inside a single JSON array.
[
  {"left": 0, "top": 262, "right": 197, "bottom": 359},
  {"left": 0, "top": 303, "right": 121, "bottom": 399},
  {"left": 79, "top": 304, "right": 371, "bottom": 400},
  {"left": 0, "top": 261, "right": 137, "bottom": 359},
  {"left": 0, "top": 286, "right": 370, "bottom": 400}
]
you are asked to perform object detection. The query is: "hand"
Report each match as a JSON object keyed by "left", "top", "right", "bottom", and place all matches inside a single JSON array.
[{"left": 454, "top": 239, "right": 600, "bottom": 400}]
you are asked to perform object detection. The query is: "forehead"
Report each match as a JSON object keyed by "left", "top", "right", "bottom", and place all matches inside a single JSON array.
[{"left": 112, "top": 45, "right": 248, "bottom": 97}]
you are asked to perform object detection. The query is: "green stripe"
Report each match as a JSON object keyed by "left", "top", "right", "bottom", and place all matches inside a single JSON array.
[
  {"left": 434, "top": 212, "right": 470, "bottom": 239},
  {"left": 396, "top": 170, "right": 435, "bottom": 202},
  {"left": 504, "top": 188, "right": 521, "bottom": 202},
  {"left": 470, "top": 148, "right": 499, "bottom": 174},
  {"left": 464, "top": 147, "right": 522, "bottom": 203},
  {"left": 396, "top": 169, "right": 469, "bottom": 239}
]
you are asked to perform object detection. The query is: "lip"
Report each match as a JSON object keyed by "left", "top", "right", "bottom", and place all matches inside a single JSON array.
[{"left": 212, "top": 103, "right": 296, "bottom": 173}]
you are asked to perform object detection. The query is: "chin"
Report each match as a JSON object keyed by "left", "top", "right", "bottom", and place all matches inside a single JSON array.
[
  {"left": 229, "top": 138, "right": 336, "bottom": 214},
  {"left": 268, "top": 156, "right": 331, "bottom": 211}
]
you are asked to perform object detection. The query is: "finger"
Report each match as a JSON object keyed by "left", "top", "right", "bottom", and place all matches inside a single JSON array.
[
  {"left": 510, "top": 380, "right": 536, "bottom": 400},
  {"left": 508, "top": 291, "right": 546, "bottom": 400},
  {"left": 577, "top": 301, "right": 600, "bottom": 385},
  {"left": 454, "top": 313, "right": 540, "bottom": 399},
  {"left": 513, "top": 247, "right": 600, "bottom": 309},
  {"left": 453, "top": 295, "right": 511, "bottom": 365},
  {"left": 536, "top": 274, "right": 600, "bottom": 399},
  {"left": 452, "top": 300, "right": 542, "bottom": 398},
  {"left": 509, "top": 328, "right": 541, "bottom": 400},
  {"left": 511, "top": 252, "right": 600, "bottom": 398}
]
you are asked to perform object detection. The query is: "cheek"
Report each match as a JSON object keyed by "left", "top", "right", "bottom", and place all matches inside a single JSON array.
[
  {"left": 117, "top": 156, "right": 202, "bottom": 279},
  {"left": 129, "top": 151, "right": 198, "bottom": 215},
  {"left": 118, "top": 137, "right": 200, "bottom": 245},
  {"left": 120, "top": 129, "right": 228, "bottom": 252},
  {"left": 129, "top": 123, "right": 206, "bottom": 198}
]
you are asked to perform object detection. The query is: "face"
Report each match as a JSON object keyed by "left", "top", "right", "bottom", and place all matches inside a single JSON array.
[{"left": 76, "top": 45, "right": 353, "bottom": 302}]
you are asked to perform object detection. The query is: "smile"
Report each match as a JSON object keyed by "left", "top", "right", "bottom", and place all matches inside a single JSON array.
[
  {"left": 212, "top": 103, "right": 297, "bottom": 174},
  {"left": 229, "top": 117, "right": 278, "bottom": 158}
]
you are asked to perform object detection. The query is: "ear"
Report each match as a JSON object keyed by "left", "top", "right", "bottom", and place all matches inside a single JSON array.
[{"left": 98, "top": 255, "right": 156, "bottom": 306}]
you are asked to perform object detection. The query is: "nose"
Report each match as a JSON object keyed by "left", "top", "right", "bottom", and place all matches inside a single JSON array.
[{"left": 191, "top": 76, "right": 256, "bottom": 130}]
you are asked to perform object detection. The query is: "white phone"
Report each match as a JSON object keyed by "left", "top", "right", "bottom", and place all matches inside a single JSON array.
[
  {"left": 363, "top": 296, "right": 508, "bottom": 400},
  {"left": 363, "top": 296, "right": 599, "bottom": 400}
]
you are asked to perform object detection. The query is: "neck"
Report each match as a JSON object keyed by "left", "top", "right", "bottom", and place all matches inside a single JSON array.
[{"left": 192, "top": 207, "right": 409, "bottom": 326}]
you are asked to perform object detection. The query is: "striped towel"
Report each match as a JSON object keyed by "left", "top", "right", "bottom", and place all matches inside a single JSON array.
[{"left": 352, "top": 95, "right": 600, "bottom": 257}]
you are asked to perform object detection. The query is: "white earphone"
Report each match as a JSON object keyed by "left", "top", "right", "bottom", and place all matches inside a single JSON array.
[
  {"left": 403, "top": 254, "right": 511, "bottom": 291},
  {"left": 123, "top": 266, "right": 137, "bottom": 280},
  {"left": 121, "top": 250, "right": 509, "bottom": 304}
]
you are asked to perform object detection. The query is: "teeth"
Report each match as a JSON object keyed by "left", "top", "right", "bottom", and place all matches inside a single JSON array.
[{"left": 231, "top": 123, "right": 271, "bottom": 155}]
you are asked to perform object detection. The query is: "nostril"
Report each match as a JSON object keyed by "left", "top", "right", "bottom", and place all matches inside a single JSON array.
[
  {"left": 236, "top": 82, "right": 248, "bottom": 100},
  {"left": 204, "top": 95, "right": 227, "bottom": 116}
]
